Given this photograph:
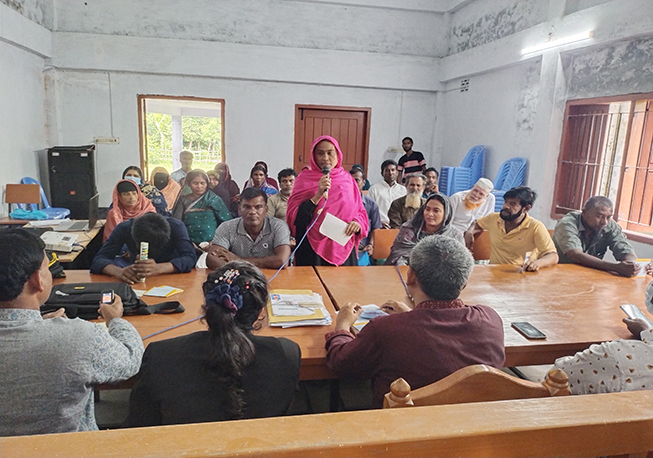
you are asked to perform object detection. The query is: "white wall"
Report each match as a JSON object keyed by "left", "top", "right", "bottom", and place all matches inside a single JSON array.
[
  {"left": 438, "top": 0, "right": 653, "bottom": 258},
  {"left": 46, "top": 66, "right": 439, "bottom": 206},
  {"left": 0, "top": 3, "right": 51, "bottom": 217},
  {"left": 53, "top": 0, "right": 449, "bottom": 57},
  {"left": 46, "top": 23, "right": 442, "bottom": 206}
]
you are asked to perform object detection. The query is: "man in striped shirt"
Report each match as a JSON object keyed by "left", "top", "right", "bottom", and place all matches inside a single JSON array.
[{"left": 397, "top": 137, "right": 427, "bottom": 183}]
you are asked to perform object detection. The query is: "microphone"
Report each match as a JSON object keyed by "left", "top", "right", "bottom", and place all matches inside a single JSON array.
[{"left": 321, "top": 167, "right": 330, "bottom": 200}]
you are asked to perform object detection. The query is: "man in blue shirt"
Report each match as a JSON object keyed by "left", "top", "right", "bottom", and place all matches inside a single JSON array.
[
  {"left": 91, "top": 212, "right": 196, "bottom": 284},
  {"left": 351, "top": 168, "right": 383, "bottom": 263}
]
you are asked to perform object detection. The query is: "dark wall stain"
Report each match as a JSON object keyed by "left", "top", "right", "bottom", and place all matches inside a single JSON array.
[
  {"left": 0, "top": 0, "right": 53, "bottom": 29},
  {"left": 568, "top": 35, "right": 653, "bottom": 99},
  {"left": 515, "top": 60, "right": 540, "bottom": 132},
  {"left": 564, "top": 0, "right": 612, "bottom": 16},
  {"left": 449, "top": 0, "right": 545, "bottom": 55}
]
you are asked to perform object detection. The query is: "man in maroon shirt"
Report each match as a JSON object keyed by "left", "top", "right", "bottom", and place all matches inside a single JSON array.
[{"left": 325, "top": 236, "right": 505, "bottom": 408}]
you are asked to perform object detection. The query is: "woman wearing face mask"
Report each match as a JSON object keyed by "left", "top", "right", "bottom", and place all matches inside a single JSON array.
[
  {"left": 122, "top": 166, "right": 168, "bottom": 215},
  {"left": 171, "top": 169, "right": 232, "bottom": 248},
  {"left": 149, "top": 166, "right": 181, "bottom": 213},
  {"left": 103, "top": 179, "right": 156, "bottom": 242},
  {"left": 384, "top": 193, "right": 464, "bottom": 266}
]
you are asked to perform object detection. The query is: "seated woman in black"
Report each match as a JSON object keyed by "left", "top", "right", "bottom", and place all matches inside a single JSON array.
[{"left": 125, "top": 261, "right": 301, "bottom": 426}]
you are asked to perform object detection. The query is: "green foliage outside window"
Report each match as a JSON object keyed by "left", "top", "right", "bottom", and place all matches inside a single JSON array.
[{"left": 145, "top": 113, "right": 222, "bottom": 176}]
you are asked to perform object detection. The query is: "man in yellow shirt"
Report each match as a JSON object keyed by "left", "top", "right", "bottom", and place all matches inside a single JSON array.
[{"left": 464, "top": 186, "right": 558, "bottom": 271}]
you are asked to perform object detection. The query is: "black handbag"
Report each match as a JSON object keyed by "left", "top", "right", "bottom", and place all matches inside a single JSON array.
[
  {"left": 47, "top": 251, "right": 66, "bottom": 278},
  {"left": 41, "top": 282, "right": 184, "bottom": 320}
]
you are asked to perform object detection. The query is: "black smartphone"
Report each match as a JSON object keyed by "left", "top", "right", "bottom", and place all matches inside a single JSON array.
[
  {"left": 101, "top": 290, "right": 114, "bottom": 304},
  {"left": 511, "top": 322, "right": 546, "bottom": 340}
]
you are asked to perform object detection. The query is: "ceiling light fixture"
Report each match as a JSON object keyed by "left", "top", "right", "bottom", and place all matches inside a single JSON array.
[{"left": 521, "top": 31, "right": 592, "bottom": 55}]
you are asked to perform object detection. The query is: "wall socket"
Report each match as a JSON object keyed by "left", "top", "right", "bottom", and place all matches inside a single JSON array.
[{"left": 94, "top": 137, "right": 120, "bottom": 144}]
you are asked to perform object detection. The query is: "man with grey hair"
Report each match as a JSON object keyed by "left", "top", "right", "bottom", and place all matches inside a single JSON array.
[
  {"left": 552, "top": 195, "right": 646, "bottom": 277},
  {"left": 388, "top": 173, "right": 426, "bottom": 229},
  {"left": 171, "top": 150, "right": 194, "bottom": 184},
  {"left": 449, "top": 178, "right": 495, "bottom": 233},
  {"left": 325, "top": 236, "right": 505, "bottom": 408}
]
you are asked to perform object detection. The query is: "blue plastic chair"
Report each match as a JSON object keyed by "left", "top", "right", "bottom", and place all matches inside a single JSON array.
[
  {"left": 490, "top": 158, "right": 528, "bottom": 211},
  {"left": 439, "top": 145, "right": 486, "bottom": 196},
  {"left": 20, "top": 177, "right": 71, "bottom": 219}
]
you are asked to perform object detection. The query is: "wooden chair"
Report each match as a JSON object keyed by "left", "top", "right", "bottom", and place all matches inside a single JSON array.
[
  {"left": 4, "top": 183, "right": 41, "bottom": 215},
  {"left": 372, "top": 228, "right": 399, "bottom": 261},
  {"left": 383, "top": 364, "right": 570, "bottom": 408},
  {"left": 472, "top": 229, "right": 492, "bottom": 261}
]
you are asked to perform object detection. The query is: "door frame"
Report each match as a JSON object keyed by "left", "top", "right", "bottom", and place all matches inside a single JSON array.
[{"left": 294, "top": 104, "right": 371, "bottom": 172}]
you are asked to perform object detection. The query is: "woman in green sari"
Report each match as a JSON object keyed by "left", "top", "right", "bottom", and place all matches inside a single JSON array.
[{"left": 172, "top": 169, "right": 232, "bottom": 249}]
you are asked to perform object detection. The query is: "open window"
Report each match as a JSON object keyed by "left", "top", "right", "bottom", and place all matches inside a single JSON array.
[
  {"left": 138, "top": 95, "right": 225, "bottom": 179},
  {"left": 552, "top": 94, "right": 653, "bottom": 240}
]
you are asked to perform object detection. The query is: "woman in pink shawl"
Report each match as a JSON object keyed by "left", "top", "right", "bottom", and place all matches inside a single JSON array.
[
  {"left": 103, "top": 179, "right": 156, "bottom": 242},
  {"left": 286, "top": 136, "right": 368, "bottom": 266}
]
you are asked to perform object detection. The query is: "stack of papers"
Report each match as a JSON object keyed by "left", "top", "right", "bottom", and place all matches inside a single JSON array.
[
  {"left": 144, "top": 286, "right": 184, "bottom": 297},
  {"left": 267, "top": 289, "right": 332, "bottom": 328}
]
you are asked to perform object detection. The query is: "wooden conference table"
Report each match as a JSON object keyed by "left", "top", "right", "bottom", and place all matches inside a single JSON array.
[
  {"left": 56, "top": 267, "right": 337, "bottom": 380},
  {"left": 316, "top": 264, "right": 651, "bottom": 367},
  {"left": 58, "top": 263, "right": 651, "bottom": 380}
]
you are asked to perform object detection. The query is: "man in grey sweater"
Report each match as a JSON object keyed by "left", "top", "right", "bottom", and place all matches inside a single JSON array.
[{"left": 0, "top": 229, "right": 144, "bottom": 436}]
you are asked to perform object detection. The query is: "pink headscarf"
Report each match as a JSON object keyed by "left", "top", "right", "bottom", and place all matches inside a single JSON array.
[
  {"left": 103, "top": 179, "right": 156, "bottom": 242},
  {"left": 286, "top": 136, "right": 368, "bottom": 265}
]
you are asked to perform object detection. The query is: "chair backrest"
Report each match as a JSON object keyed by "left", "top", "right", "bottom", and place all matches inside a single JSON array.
[
  {"left": 459, "top": 145, "right": 485, "bottom": 184},
  {"left": 493, "top": 157, "right": 527, "bottom": 191},
  {"left": 472, "top": 230, "right": 492, "bottom": 261},
  {"left": 440, "top": 145, "right": 486, "bottom": 196},
  {"left": 372, "top": 228, "right": 399, "bottom": 261},
  {"left": 383, "top": 364, "right": 570, "bottom": 408},
  {"left": 5, "top": 184, "right": 41, "bottom": 212},
  {"left": 20, "top": 177, "right": 51, "bottom": 208}
]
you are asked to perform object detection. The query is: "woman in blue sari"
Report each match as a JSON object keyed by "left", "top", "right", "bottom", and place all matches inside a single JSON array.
[
  {"left": 171, "top": 169, "right": 232, "bottom": 249},
  {"left": 245, "top": 165, "right": 279, "bottom": 197}
]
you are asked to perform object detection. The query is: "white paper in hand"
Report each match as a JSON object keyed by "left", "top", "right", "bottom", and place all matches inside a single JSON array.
[{"left": 319, "top": 212, "right": 352, "bottom": 246}]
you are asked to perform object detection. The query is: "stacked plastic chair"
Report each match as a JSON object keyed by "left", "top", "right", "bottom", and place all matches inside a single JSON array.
[
  {"left": 20, "top": 177, "right": 71, "bottom": 219},
  {"left": 491, "top": 158, "right": 528, "bottom": 211},
  {"left": 439, "top": 145, "right": 486, "bottom": 196}
]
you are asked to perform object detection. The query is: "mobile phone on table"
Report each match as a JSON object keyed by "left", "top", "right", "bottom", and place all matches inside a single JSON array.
[
  {"left": 511, "top": 322, "right": 546, "bottom": 339},
  {"left": 620, "top": 304, "right": 653, "bottom": 327},
  {"left": 101, "top": 290, "right": 114, "bottom": 304}
]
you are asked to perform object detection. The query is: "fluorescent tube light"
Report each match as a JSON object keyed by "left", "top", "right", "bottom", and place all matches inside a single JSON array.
[{"left": 521, "top": 31, "right": 592, "bottom": 55}]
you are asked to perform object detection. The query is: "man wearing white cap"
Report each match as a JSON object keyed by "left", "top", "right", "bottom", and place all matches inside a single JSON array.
[{"left": 449, "top": 178, "right": 495, "bottom": 234}]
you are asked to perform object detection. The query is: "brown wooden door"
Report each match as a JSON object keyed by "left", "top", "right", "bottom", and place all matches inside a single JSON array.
[{"left": 294, "top": 105, "right": 371, "bottom": 173}]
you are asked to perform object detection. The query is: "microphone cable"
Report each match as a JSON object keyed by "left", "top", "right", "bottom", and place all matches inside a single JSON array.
[
  {"left": 267, "top": 195, "right": 328, "bottom": 282},
  {"left": 144, "top": 179, "right": 330, "bottom": 339}
]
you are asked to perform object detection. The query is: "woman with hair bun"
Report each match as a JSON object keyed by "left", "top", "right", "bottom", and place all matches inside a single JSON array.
[{"left": 126, "top": 261, "right": 301, "bottom": 426}]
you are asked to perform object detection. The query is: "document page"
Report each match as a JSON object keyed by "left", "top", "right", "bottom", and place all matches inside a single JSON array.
[{"left": 319, "top": 212, "right": 352, "bottom": 246}]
